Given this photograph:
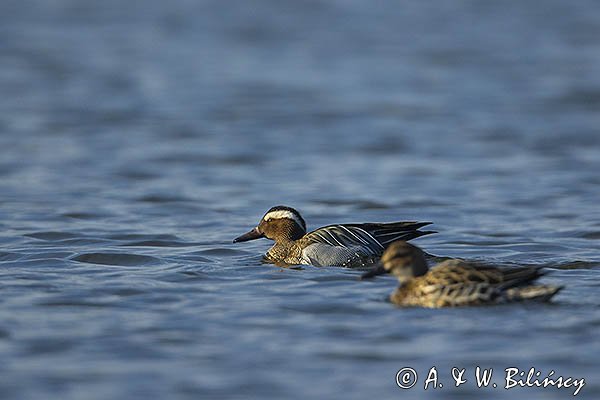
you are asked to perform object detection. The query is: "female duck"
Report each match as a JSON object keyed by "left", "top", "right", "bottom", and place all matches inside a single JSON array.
[{"left": 361, "top": 241, "right": 562, "bottom": 307}]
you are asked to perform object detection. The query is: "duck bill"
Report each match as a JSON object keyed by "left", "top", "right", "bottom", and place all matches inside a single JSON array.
[
  {"left": 233, "top": 227, "right": 264, "bottom": 243},
  {"left": 360, "top": 262, "right": 388, "bottom": 279}
]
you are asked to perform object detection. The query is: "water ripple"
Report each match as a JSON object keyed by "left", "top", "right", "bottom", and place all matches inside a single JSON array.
[
  {"left": 71, "top": 253, "right": 161, "bottom": 266},
  {"left": 24, "top": 231, "right": 80, "bottom": 241}
]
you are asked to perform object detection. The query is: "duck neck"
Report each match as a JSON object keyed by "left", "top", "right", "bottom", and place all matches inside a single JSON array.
[
  {"left": 267, "top": 240, "right": 297, "bottom": 263},
  {"left": 274, "top": 228, "right": 304, "bottom": 243}
]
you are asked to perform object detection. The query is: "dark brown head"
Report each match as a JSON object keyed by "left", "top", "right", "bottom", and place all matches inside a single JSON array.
[
  {"left": 233, "top": 206, "right": 307, "bottom": 244},
  {"left": 361, "top": 241, "right": 429, "bottom": 284}
]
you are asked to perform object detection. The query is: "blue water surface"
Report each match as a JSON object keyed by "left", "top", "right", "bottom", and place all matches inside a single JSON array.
[{"left": 1, "top": 1, "right": 599, "bottom": 399}]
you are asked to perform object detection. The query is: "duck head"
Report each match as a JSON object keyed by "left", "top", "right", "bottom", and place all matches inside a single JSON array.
[
  {"left": 361, "top": 241, "right": 428, "bottom": 283},
  {"left": 233, "top": 206, "right": 307, "bottom": 243}
]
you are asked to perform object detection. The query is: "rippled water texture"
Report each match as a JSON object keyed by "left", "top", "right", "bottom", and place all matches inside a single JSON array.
[{"left": 1, "top": 1, "right": 599, "bottom": 399}]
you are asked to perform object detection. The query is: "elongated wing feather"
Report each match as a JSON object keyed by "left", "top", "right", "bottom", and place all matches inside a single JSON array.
[
  {"left": 304, "top": 221, "right": 434, "bottom": 255},
  {"left": 344, "top": 221, "right": 434, "bottom": 246},
  {"left": 304, "top": 225, "right": 384, "bottom": 256}
]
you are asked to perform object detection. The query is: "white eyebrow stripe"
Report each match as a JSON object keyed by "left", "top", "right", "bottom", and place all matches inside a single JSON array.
[{"left": 263, "top": 210, "right": 304, "bottom": 228}]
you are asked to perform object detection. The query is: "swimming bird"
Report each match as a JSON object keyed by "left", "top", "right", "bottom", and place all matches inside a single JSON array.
[
  {"left": 361, "top": 241, "right": 562, "bottom": 307},
  {"left": 233, "top": 206, "right": 435, "bottom": 267}
]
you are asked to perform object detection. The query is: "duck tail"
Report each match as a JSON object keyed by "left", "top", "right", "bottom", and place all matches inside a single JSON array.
[
  {"left": 413, "top": 230, "right": 437, "bottom": 239},
  {"left": 354, "top": 221, "right": 436, "bottom": 246},
  {"left": 504, "top": 285, "right": 563, "bottom": 302}
]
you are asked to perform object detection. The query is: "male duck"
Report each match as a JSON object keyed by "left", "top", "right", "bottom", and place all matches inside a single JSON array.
[{"left": 233, "top": 205, "right": 434, "bottom": 267}]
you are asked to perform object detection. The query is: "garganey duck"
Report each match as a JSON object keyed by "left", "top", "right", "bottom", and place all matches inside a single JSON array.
[
  {"left": 362, "top": 241, "right": 563, "bottom": 307},
  {"left": 233, "top": 205, "right": 435, "bottom": 267}
]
